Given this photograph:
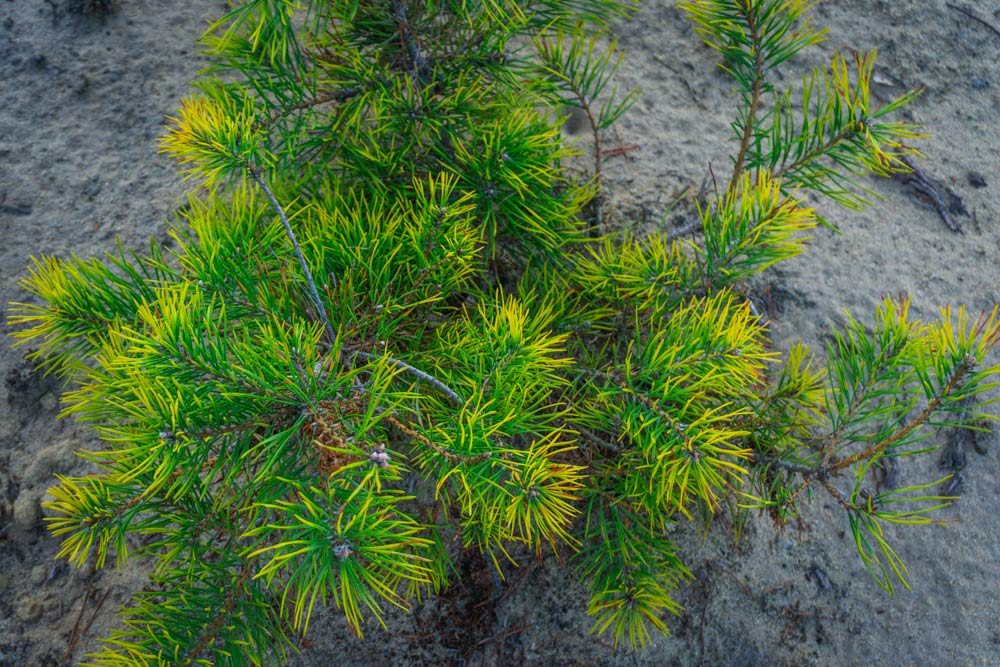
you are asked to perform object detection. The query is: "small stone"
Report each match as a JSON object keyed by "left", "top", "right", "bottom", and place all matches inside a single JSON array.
[
  {"left": 968, "top": 171, "right": 987, "bottom": 188},
  {"left": 16, "top": 595, "right": 44, "bottom": 623},
  {"left": 30, "top": 564, "right": 48, "bottom": 586},
  {"left": 12, "top": 489, "right": 43, "bottom": 531},
  {"left": 39, "top": 390, "right": 59, "bottom": 413},
  {"left": 25, "top": 439, "right": 79, "bottom": 484}
]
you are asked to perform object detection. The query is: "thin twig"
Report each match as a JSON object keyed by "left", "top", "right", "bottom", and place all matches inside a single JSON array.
[
  {"left": 582, "top": 99, "right": 604, "bottom": 228},
  {"left": 600, "top": 143, "right": 640, "bottom": 160},
  {"left": 536, "top": 37, "right": 605, "bottom": 228},
  {"left": 262, "top": 87, "right": 363, "bottom": 129},
  {"left": 178, "top": 565, "right": 255, "bottom": 667},
  {"left": 249, "top": 168, "right": 338, "bottom": 346},
  {"left": 474, "top": 624, "right": 531, "bottom": 648},
  {"left": 759, "top": 357, "right": 976, "bottom": 495},
  {"left": 66, "top": 587, "right": 111, "bottom": 661},
  {"left": 385, "top": 414, "right": 492, "bottom": 463},
  {"left": 774, "top": 124, "right": 859, "bottom": 182},
  {"left": 664, "top": 220, "right": 702, "bottom": 242},
  {"left": 392, "top": 0, "right": 424, "bottom": 75},
  {"left": 729, "top": 5, "right": 764, "bottom": 193},
  {"left": 818, "top": 476, "right": 853, "bottom": 511},
  {"left": 354, "top": 351, "right": 463, "bottom": 405},
  {"left": 65, "top": 588, "right": 92, "bottom": 661},
  {"left": 946, "top": 3, "right": 1000, "bottom": 39}
]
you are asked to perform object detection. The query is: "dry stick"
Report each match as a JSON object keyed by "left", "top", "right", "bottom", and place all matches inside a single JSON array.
[
  {"left": 75, "top": 588, "right": 111, "bottom": 653},
  {"left": 356, "top": 350, "right": 463, "bottom": 405},
  {"left": 65, "top": 587, "right": 112, "bottom": 661},
  {"left": 600, "top": 143, "right": 640, "bottom": 160},
  {"left": 946, "top": 3, "right": 1000, "bottom": 39},
  {"left": 664, "top": 220, "right": 702, "bottom": 242},
  {"left": 249, "top": 168, "right": 337, "bottom": 345},
  {"left": 249, "top": 168, "right": 464, "bottom": 406},
  {"left": 892, "top": 155, "right": 965, "bottom": 233},
  {"left": 64, "top": 588, "right": 92, "bottom": 660}
]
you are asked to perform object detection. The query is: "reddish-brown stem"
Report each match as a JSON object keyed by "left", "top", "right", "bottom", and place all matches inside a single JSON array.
[
  {"left": 729, "top": 3, "right": 764, "bottom": 193},
  {"left": 826, "top": 360, "right": 972, "bottom": 474}
]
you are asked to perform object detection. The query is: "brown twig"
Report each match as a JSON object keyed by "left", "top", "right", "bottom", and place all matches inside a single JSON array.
[
  {"left": 729, "top": 5, "right": 765, "bottom": 193},
  {"left": 178, "top": 565, "right": 255, "bottom": 667},
  {"left": 474, "top": 623, "right": 530, "bottom": 648},
  {"left": 600, "top": 143, "right": 641, "bottom": 160},
  {"left": 65, "top": 589, "right": 91, "bottom": 660},
  {"left": 385, "top": 414, "right": 491, "bottom": 464},
  {"left": 65, "top": 587, "right": 111, "bottom": 661},
  {"left": 827, "top": 359, "right": 973, "bottom": 474}
]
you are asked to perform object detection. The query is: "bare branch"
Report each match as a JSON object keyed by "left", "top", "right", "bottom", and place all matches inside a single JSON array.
[
  {"left": 248, "top": 167, "right": 338, "bottom": 347},
  {"left": 354, "top": 350, "right": 463, "bottom": 406}
]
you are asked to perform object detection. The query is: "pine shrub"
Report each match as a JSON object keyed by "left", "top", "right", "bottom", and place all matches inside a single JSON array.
[{"left": 9, "top": 0, "right": 999, "bottom": 663}]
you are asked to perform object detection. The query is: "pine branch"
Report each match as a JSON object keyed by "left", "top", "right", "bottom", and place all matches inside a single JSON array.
[
  {"left": 177, "top": 564, "right": 255, "bottom": 667},
  {"left": 385, "top": 414, "right": 488, "bottom": 463},
  {"left": 533, "top": 34, "right": 639, "bottom": 227},
  {"left": 729, "top": 5, "right": 765, "bottom": 191},
  {"left": 13, "top": 0, "right": 1000, "bottom": 658},
  {"left": 825, "top": 356, "right": 975, "bottom": 475}
]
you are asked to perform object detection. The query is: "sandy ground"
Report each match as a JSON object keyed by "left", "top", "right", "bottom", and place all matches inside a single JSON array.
[{"left": 1, "top": 1, "right": 998, "bottom": 665}]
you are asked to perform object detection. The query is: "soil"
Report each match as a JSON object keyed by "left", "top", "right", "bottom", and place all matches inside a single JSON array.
[{"left": 2, "top": 1, "right": 998, "bottom": 665}]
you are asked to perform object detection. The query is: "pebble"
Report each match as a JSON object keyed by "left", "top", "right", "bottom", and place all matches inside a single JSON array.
[
  {"left": 30, "top": 565, "right": 48, "bottom": 586},
  {"left": 968, "top": 171, "right": 987, "bottom": 188},
  {"left": 24, "top": 438, "right": 79, "bottom": 485},
  {"left": 38, "top": 390, "right": 59, "bottom": 413},
  {"left": 12, "top": 489, "right": 43, "bottom": 531},
  {"left": 16, "top": 595, "right": 44, "bottom": 623}
]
